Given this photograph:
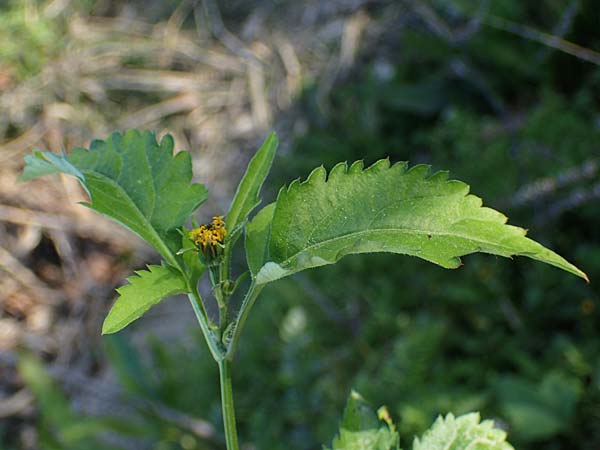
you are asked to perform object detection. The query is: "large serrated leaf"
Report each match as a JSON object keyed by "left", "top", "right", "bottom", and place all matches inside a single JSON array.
[
  {"left": 102, "top": 264, "right": 187, "bottom": 334},
  {"left": 20, "top": 130, "right": 208, "bottom": 266},
  {"left": 246, "top": 160, "right": 587, "bottom": 285},
  {"left": 412, "top": 413, "right": 514, "bottom": 450}
]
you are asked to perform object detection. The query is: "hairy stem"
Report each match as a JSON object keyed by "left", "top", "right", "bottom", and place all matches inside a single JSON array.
[
  {"left": 209, "top": 266, "right": 228, "bottom": 338},
  {"left": 218, "top": 359, "right": 240, "bottom": 450}
]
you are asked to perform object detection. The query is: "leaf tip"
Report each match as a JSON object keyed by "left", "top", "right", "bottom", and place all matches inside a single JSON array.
[
  {"left": 266, "top": 130, "right": 279, "bottom": 145},
  {"left": 330, "top": 161, "right": 348, "bottom": 179},
  {"left": 365, "top": 158, "right": 391, "bottom": 173},
  {"left": 349, "top": 160, "right": 364, "bottom": 173},
  {"left": 285, "top": 177, "right": 301, "bottom": 194},
  {"left": 406, "top": 163, "right": 431, "bottom": 177},
  {"left": 582, "top": 271, "right": 590, "bottom": 283},
  {"left": 306, "top": 165, "right": 327, "bottom": 184},
  {"left": 159, "top": 132, "right": 175, "bottom": 152},
  {"left": 101, "top": 319, "right": 116, "bottom": 335}
]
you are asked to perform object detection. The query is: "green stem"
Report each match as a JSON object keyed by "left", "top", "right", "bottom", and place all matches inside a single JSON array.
[
  {"left": 226, "top": 281, "right": 263, "bottom": 360},
  {"left": 218, "top": 359, "right": 240, "bottom": 450},
  {"left": 187, "top": 291, "right": 224, "bottom": 361},
  {"left": 209, "top": 266, "right": 228, "bottom": 338}
]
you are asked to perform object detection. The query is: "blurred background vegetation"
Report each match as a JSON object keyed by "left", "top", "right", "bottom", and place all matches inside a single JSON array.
[{"left": 1, "top": 0, "right": 599, "bottom": 449}]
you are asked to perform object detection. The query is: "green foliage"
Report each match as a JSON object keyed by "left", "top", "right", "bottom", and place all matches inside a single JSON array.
[
  {"left": 412, "top": 413, "right": 513, "bottom": 450},
  {"left": 226, "top": 132, "right": 278, "bottom": 239},
  {"left": 20, "top": 121, "right": 590, "bottom": 449},
  {"left": 20, "top": 129, "right": 208, "bottom": 267},
  {"left": 102, "top": 264, "right": 188, "bottom": 334},
  {"left": 277, "top": 71, "right": 599, "bottom": 450},
  {"left": 325, "top": 391, "right": 399, "bottom": 450},
  {"left": 21, "top": 127, "right": 586, "bottom": 343},
  {"left": 246, "top": 160, "right": 587, "bottom": 285},
  {"left": 325, "top": 391, "right": 514, "bottom": 450},
  {"left": 265, "top": 6, "right": 600, "bottom": 447}
]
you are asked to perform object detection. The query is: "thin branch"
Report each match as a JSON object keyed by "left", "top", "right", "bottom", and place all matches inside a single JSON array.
[{"left": 485, "top": 14, "right": 600, "bottom": 66}]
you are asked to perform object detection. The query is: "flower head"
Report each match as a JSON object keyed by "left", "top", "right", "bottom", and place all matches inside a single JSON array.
[{"left": 189, "top": 216, "right": 227, "bottom": 261}]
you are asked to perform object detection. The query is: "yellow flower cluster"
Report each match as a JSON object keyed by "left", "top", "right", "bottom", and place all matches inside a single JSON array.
[{"left": 189, "top": 216, "right": 227, "bottom": 259}]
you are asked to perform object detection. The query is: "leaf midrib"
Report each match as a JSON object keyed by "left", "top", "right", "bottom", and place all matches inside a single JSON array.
[
  {"left": 275, "top": 226, "right": 527, "bottom": 268},
  {"left": 291, "top": 188, "right": 469, "bottom": 260},
  {"left": 83, "top": 169, "right": 178, "bottom": 267},
  {"left": 108, "top": 285, "right": 185, "bottom": 333}
]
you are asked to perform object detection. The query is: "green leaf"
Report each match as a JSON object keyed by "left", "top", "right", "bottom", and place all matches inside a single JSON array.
[
  {"left": 246, "top": 160, "right": 588, "bottom": 285},
  {"left": 226, "top": 132, "right": 278, "bottom": 235},
  {"left": 326, "top": 391, "right": 400, "bottom": 450},
  {"left": 20, "top": 130, "right": 208, "bottom": 266},
  {"left": 412, "top": 413, "right": 514, "bottom": 450},
  {"left": 102, "top": 264, "right": 187, "bottom": 334},
  {"left": 20, "top": 151, "right": 85, "bottom": 182}
]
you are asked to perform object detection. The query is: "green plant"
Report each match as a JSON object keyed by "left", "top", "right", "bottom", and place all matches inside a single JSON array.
[
  {"left": 20, "top": 129, "right": 587, "bottom": 449},
  {"left": 326, "top": 390, "right": 513, "bottom": 450}
]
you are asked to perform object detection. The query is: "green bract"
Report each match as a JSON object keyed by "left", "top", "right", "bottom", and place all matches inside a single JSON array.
[{"left": 246, "top": 160, "right": 588, "bottom": 285}]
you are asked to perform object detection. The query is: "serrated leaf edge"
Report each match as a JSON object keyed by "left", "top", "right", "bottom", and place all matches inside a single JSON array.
[
  {"left": 102, "top": 264, "right": 187, "bottom": 334},
  {"left": 253, "top": 159, "right": 588, "bottom": 283}
]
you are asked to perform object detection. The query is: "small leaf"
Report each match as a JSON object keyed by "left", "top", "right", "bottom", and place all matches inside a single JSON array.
[
  {"left": 326, "top": 392, "right": 398, "bottom": 450},
  {"left": 226, "top": 132, "right": 278, "bottom": 235},
  {"left": 20, "top": 130, "right": 208, "bottom": 266},
  {"left": 246, "top": 160, "right": 588, "bottom": 285},
  {"left": 412, "top": 413, "right": 514, "bottom": 450},
  {"left": 102, "top": 264, "right": 187, "bottom": 334},
  {"left": 341, "top": 390, "right": 383, "bottom": 432},
  {"left": 325, "top": 390, "right": 400, "bottom": 450}
]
